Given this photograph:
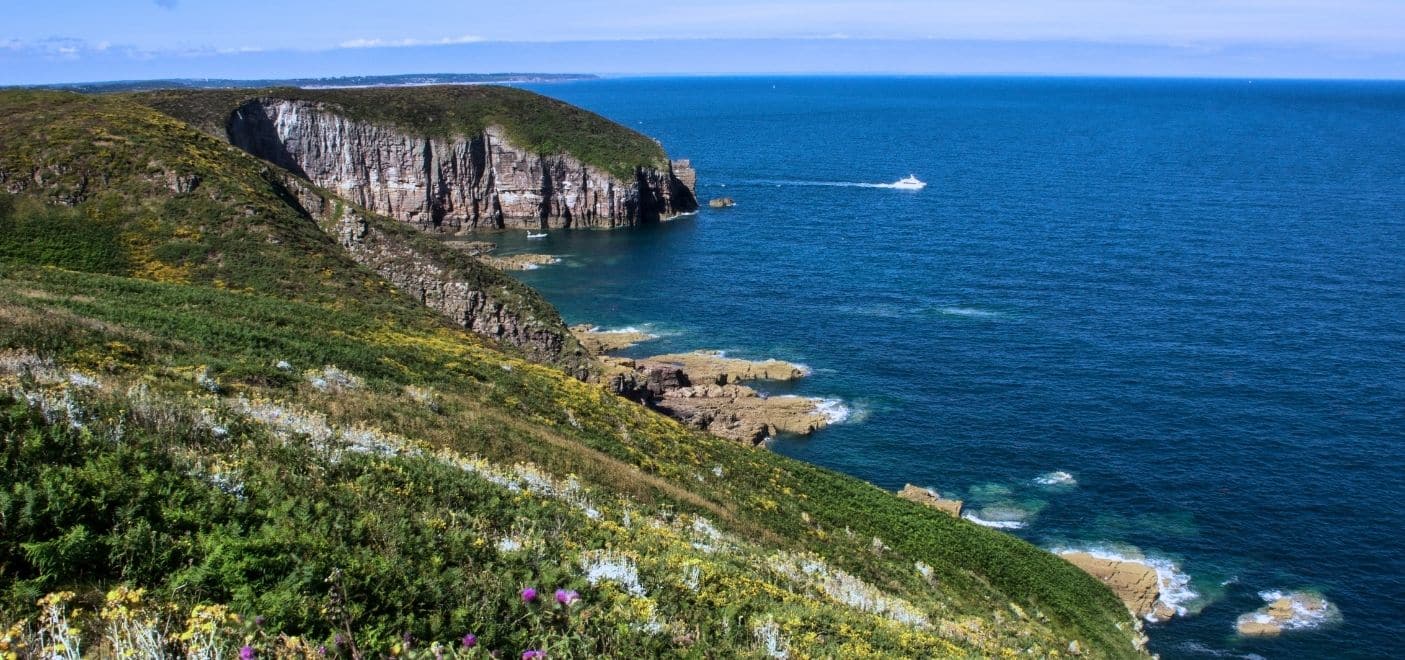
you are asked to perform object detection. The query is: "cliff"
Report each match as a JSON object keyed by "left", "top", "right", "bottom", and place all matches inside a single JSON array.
[{"left": 135, "top": 86, "right": 699, "bottom": 231}]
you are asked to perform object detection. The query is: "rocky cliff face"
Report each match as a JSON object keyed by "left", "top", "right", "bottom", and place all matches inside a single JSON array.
[
  {"left": 227, "top": 98, "right": 697, "bottom": 231},
  {"left": 278, "top": 175, "right": 593, "bottom": 379}
]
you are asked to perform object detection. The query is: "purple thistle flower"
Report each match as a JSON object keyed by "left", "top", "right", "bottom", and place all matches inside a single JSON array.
[
  {"left": 554, "top": 589, "right": 580, "bottom": 606},
  {"left": 520, "top": 587, "right": 538, "bottom": 603},
  {"left": 521, "top": 651, "right": 546, "bottom": 660},
  {"left": 461, "top": 633, "right": 478, "bottom": 648},
  {"left": 240, "top": 646, "right": 256, "bottom": 660},
  {"left": 333, "top": 634, "right": 346, "bottom": 648}
]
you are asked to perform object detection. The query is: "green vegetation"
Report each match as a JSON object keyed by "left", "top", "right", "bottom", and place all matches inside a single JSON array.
[
  {"left": 0, "top": 89, "right": 1143, "bottom": 657},
  {"left": 131, "top": 85, "right": 669, "bottom": 179}
]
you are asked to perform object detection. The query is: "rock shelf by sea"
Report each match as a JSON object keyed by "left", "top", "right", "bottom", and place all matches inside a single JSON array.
[
  {"left": 570, "top": 325, "right": 657, "bottom": 354},
  {"left": 897, "top": 484, "right": 964, "bottom": 517},
  {"left": 483, "top": 253, "right": 560, "bottom": 271},
  {"left": 645, "top": 350, "right": 808, "bottom": 385},
  {"left": 590, "top": 345, "right": 830, "bottom": 445},
  {"left": 1059, "top": 552, "right": 1177, "bottom": 622}
]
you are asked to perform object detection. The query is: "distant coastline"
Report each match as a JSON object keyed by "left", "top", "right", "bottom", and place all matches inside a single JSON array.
[{"left": 8, "top": 72, "right": 597, "bottom": 93}]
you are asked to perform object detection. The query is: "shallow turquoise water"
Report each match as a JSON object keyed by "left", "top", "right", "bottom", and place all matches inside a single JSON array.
[{"left": 500, "top": 76, "right": 1405, "bottom": 658}]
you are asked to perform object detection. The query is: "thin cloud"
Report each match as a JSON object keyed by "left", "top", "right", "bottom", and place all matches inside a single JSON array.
[
  {"left": 154, "top": 0, "right": 177, "bottom": 9},
  {"left": 338, "top": 34, "right": 483, "bottom": 49}
]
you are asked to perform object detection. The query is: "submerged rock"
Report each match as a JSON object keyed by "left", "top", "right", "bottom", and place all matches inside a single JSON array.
[
  {"left": 1235, "top": 591, "right": 1339, "bottom": 637},
  {"left": 897, "top": 484, "right": 963, "bottom": 517}
]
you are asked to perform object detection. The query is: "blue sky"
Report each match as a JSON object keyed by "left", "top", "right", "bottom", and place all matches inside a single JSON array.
[{"left": 4, "top": 0, "right": 1405, "bottom": 84}]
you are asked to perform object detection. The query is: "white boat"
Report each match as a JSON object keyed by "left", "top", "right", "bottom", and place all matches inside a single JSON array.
[
  {"left": 526, "top": 231, "right": 548, "bottom": 239},
  {"left": 892, "top": 175, "right": 926, "bottom": 190}
]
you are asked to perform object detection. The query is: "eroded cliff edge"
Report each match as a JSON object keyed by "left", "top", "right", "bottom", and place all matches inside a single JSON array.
[{"left": 136, "top": 86, "right": 698, "bottom": 231}]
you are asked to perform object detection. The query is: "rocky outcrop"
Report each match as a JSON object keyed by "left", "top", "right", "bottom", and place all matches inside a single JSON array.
[
  {"left": 227, "top": 98, "right": 697, "bottom": 231},
  {"left": 279, "top": 175, "right": 591, "bottom": 378},
  {"left": 571, "top": 325, "right": 658, "bottom": 354},
  {"left": 708, "top": 197, "right": 735, "bottom": 208},
  {"left": 1060, "top": 553, "right": 1174, "bottom": 622},
  {"left": 898, "top": 484, "right": 963, "bottom": 518},
  {"left": 1235, "top": 591, "right": 1339, "bottom": 637},
  {"left": 647, "top": 351, "right": 809, "bottom": 385},
  {"left": 482, "top": 253, "right": 559, "bottom": 271},
  {"left": 602, "top": 358, "right": 691, "bottom": 403},
  {"left": 595, "top": 351, "right": 833, "bottom": 444},
  {"left": 656, "top": 384, "right": 833, "bottom": 445}
]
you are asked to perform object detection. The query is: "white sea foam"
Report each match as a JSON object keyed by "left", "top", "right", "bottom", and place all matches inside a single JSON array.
[
  {"left": 938, "top": 306, "right": 1000, "bottom": 319},
  {"left": 736, "top": 178, "right": 916, "bottom": 190},
  {"left": 1035, "top": 471, "right": 1078, "bottom": 487},
  {"left": 813, "top": 398, "right": 851, "bottom": 424},
  {"left": 963, "top": 513, "right": 1027, "bottom": 530},
  {"left": 1247, "top": 590, "right": 1341, "bottom": 631},
  {"left": 1052, "top": 546, "right": 1199, "bottom": 621}
]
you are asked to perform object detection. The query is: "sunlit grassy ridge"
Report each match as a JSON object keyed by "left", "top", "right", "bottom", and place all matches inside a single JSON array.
[
  {"left": 0, "top": 90, "right": 1143, "bottom": 657},
  {"left": 131, "top": 85, "right": 669, "bottom": 180}
]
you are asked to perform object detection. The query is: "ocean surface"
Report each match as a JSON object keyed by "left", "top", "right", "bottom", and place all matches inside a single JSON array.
[{"left": 497, "top": 76, "right": 1405, "bottom": 658}]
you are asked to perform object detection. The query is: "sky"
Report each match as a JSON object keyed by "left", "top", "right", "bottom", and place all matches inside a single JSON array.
[{"left": 3, "top": 0, "right": 1405, "bottom": 84}]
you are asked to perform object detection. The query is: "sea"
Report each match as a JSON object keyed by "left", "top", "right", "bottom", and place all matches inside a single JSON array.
[{"left": 492, "top": 76, "right": 1405, "bottom": 658}]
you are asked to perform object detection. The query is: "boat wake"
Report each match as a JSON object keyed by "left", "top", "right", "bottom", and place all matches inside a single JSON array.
[{"left": 732, "top": 178, "right": 923, "bottom": 190}]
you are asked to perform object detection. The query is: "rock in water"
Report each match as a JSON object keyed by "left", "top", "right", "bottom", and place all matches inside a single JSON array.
[
  {"left": 572, "top": 325, "right": 658, "bottom": 354},
  {"left": 1059, "top": 553, "right": 1162, "bottom": 620},
  {"left": 656, "top": 386, "right": 832, "bottom": 445},
  {"left": 708, "top": 197, "right": 736, "bottom": 208},
  {"left": 897, "top": 484, "right": 963, "bottom": 517},
  {"left": 647, "top": 351, "right": 808, "bottom": 385},
  {"left": 1235, "top": 591, "right": 1339, "bottom": 637},
  {"left": 482, "top": 253, "right": 559, "bottom": 271}
]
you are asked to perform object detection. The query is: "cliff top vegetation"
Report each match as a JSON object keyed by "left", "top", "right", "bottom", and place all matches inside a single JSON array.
[{"left": 131, "top": 85, "right": 670, "bottom": 180}]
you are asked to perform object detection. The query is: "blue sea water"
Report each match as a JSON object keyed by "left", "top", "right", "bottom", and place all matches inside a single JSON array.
[{"left": 501, "top": 77, "right": 1405, "bottom": 658}]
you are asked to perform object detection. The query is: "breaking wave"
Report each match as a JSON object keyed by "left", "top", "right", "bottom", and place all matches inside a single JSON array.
[
  {"left": 963, "top": 513, "right": 1027, "bottom": 530},
  {"left": 1034, "top": 470, "right": 1077, "bottom": 487}
]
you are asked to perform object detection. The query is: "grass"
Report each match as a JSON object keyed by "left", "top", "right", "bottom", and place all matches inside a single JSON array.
[
  {"left": 130, "top": 85, "right": 669, "bottom": 180},
  {"left": 0, "top": 87, "right": 1144, "bottom": 657}
]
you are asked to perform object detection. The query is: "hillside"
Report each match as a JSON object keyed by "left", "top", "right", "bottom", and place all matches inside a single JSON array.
[{"left": 0, "top": 90, "right": 1144, "bottom": 657}]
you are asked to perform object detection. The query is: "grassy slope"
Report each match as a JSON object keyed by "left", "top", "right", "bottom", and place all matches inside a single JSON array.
[
  {"left": 0, "top": 92, "right": 1141, "bottom": 657},
  {"left": 0, "top": 90, "right": 579, "bottom": 372},
  {"left": 131, "top": 85, "right": 669, "bottom": 180}
]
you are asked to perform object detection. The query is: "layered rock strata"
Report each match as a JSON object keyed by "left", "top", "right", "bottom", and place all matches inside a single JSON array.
[{"left": 227, "top": 98, "right": 697, "bottom": 231}]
